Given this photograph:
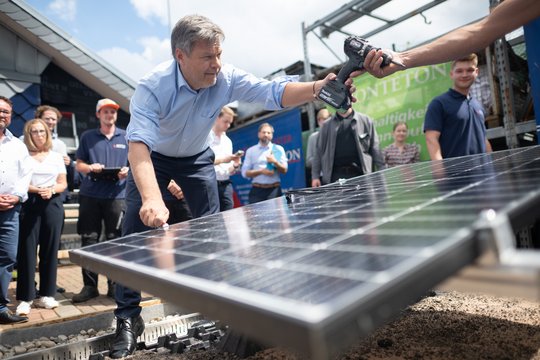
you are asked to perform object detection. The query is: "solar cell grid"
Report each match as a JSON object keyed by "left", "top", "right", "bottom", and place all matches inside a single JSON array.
[{"left": 70, "top": 146, "right": 540, "bottom": 360}]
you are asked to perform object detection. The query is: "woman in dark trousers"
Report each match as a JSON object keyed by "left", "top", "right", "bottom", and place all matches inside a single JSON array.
[{"left": 16, "top": 119, "right": 67, "bottom": 316}]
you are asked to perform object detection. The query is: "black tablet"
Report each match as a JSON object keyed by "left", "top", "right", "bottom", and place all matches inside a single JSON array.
[{"left": 90, "top": 167, "right": 122, "bottom": 181}]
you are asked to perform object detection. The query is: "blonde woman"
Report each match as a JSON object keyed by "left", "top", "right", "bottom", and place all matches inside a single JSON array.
[{"left": 16, "top": 119, "right": 66, "bottom": 316}]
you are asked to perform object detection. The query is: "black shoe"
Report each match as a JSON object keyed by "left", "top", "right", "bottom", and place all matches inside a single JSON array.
[
  {"left": 56, "top": 286, "right": 66, "bottom": 294},
  {"left": 109, "top": 315, "right": 145, "bottom": 358},
  {"left": 72, "top": 286, "right": 99, "bottom": 303},
  {"left": 0, "top": 309, "right": 28, "bottom": 324},
  {"left": 107, "top": 283, "right": 116, "bottom": 298}
]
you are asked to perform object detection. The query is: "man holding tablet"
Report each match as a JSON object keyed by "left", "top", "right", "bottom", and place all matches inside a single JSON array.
[{"left": 73, "top": 98, "right": 129, "bottom": 303}]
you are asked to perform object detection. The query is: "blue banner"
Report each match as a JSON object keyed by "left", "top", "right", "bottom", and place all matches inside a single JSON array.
[{"left": 228, "top": 108, "right": 305, "bottom": 205}]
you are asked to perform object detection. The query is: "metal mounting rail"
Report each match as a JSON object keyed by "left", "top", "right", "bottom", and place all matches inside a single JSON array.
[{"left": 7, "top": 313, "right": 204, "bottom": 360}]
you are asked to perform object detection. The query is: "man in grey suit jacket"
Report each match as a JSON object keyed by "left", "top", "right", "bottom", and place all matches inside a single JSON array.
[{"left": 311, "top": 107, "right": 383, "bottom": 186}]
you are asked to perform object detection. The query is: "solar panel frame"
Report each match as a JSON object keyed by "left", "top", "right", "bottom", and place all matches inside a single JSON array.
[{"left": 70, "top": 146, "right": 540, "bottom": 359}]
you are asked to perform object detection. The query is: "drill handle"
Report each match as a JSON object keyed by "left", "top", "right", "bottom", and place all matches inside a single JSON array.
[{"left": 336, "top": 60, "right": 362, "bottom": 84}]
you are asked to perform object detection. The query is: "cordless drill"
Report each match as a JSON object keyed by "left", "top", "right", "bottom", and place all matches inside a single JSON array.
[{"left": 318, "top": 36, "right": 402, "bottom": 111}]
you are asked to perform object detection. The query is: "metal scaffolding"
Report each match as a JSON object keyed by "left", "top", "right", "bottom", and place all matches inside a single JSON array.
[{"left": 301, "top": 0, "right": 534, "bottom": 149}]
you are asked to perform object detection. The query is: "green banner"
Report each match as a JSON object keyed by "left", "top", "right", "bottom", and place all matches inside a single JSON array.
[{"left": 352, "top": 63, "right": 452, "bottom": 161}]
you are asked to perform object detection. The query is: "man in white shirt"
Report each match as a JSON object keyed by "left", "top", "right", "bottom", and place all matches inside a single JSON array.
[
  {"left": 208, "top": 106, "right": 242, "bottom": 211},
  {"left": 0, "top": 95, "right": 33, "bottom": 324},
  {"left": 35, "top": 105, "right": 71, "bottom": 166}
]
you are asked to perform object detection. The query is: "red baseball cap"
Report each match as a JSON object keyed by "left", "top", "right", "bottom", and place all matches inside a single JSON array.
[{"left": 96, "top": 98, "right": 120, "bottom": 112}]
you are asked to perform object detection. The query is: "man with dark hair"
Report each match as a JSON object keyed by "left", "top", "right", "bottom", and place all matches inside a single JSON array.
[
  {"left": 209, "top": 106, "right": 242, "bottom": 211},
  {"left": 242, "top": 122, "right": 288, "bottom": 204},
  {"left": 35, "top": 105, "right": 71, "bottom": 167},
  {"left": 0, "top": 96, "right": 32, "bottom": 324},
  {"left": 424, "top": 54, "right": 492, "bottom": 160},
  {"left": 112, "top": 14, "right": 352, "bottom": 358}
]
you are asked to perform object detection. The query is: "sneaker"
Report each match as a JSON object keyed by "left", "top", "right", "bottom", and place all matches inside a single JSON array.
[
  {"left": 72, "top": 286, "right": 99, "bottom": 303},
  {"left": 34, "top": 296, "right": 59, "bottom": 309},
  {"left": 16, "top": 301, "right": 33, "bottom": 316}
]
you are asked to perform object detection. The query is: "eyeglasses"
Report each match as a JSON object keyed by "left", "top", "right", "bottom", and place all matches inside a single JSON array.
[
  {"left": 30, "top": 129, "right": 47, "bottom": 135},
  {"left": 0, "top": 109, "right": 12, "bottom": 115}
]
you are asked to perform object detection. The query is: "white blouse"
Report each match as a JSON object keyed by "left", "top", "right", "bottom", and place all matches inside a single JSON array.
[{"left": 30, "top": 151, "right": 66, "bottom": 188}]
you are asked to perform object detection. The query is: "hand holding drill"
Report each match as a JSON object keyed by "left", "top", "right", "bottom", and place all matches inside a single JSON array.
[{"left": 317, "top": 36, "right": 404, "bottom": 111}]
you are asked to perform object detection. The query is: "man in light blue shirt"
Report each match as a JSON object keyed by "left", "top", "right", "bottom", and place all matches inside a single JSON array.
[
  {"left": 242, "top": 123, "right": 288, "bottom": 204},
  {"left": 112, "top": 14, "right": 353, "bottom": 358}
]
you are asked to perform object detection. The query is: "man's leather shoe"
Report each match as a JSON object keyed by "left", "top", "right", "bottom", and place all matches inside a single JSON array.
[
  {"left": 107, "top": 283, "right": 116, "bottom": 298},
  {"left": 109, "top": 315, "right": 145, "bottom": 358},
  {"left": 72, "top": 285, "right": 99, "bottom": 303},
  {"left": 0, "top": 309, "right": 28, "bottom": 324}
]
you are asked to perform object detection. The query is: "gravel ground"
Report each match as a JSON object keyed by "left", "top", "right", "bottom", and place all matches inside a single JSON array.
[{"left": 130, "top": 291, "right": 540, "bottom": 360}]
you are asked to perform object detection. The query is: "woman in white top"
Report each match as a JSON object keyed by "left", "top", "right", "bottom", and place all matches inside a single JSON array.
[{"left": 16, "top": 119, "right": 67, "bottom": 316}]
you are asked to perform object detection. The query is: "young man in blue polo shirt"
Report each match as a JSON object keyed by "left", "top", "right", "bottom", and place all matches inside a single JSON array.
[
  {"left": 73, "top": 98, "right": 129, "bottom": 303},
  {"left": 424, "top": 53, "right": 492, "bottom": 160}
]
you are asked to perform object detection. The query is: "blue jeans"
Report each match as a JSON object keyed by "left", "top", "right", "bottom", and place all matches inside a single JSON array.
[
  {"left": 0, "top": 205, "right": 20, "bottom": 312},
  {"left": 115, "top": 148, "right": 219, "bottom": 318}
]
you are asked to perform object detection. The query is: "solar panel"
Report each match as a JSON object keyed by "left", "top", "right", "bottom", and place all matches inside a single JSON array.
[{"left": 70, "top": 146, "right": 540, "bottom": 359}]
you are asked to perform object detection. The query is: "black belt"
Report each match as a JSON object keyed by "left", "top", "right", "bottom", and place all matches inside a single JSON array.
[{"left": 252, "top": 182, "right": 280, "bottom": 189}]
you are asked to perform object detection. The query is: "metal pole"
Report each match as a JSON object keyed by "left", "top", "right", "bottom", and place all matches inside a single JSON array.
[
  {"left": 491, "top": 0, "right": 518, "bottom": 149},
  {"left": 302, "top": 22, "right": 316, "bottom": 132},
  {"left": 167, "top": 0, "right": 172, "bottom": 34},
  {"left": 493, "top": 37, "right": 519, "bottom": 149}
]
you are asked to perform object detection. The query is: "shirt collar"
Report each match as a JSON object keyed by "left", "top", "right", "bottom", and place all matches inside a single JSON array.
[
  {"left": 176, "top": 62, "right": 198, "bottom": 94},
  {"left": 258, "top": 141, "right": 272, "bottom": 149},
  {"left": 0, "top": 129, "right": 14, "bottom": 144},
  {"left": 97, "top": 126, "right": 122, "bottom": 138},
  {"left": 449, "top": 88, "right": 468, "bottom": 99},
  {"left": 335, "top": 109, "right": 355, "bottom": 121}
]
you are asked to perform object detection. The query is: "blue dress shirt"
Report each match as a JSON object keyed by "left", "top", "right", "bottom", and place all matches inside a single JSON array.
[
  {"left": 127, "top": 59, "right": 297, "bottom": 157},
  {"left": 241, "top": 142, "right": 288, "bottom": 184}
]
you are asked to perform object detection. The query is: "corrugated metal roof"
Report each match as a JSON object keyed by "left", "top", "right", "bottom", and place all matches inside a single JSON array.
[{"left": 0, "top": 0, "right": 136, "bottom": 112}]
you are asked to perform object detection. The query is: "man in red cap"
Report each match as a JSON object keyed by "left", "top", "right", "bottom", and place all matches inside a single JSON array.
[{"left": 72, "top": 98, "right": 129, "bottom": 303}]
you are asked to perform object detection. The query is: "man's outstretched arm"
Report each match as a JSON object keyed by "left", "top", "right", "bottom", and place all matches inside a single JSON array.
[{"left": 361, "top": 0, "right": 540, "bottom": 78}]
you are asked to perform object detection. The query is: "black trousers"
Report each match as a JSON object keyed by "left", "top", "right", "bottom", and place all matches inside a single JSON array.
[
  {"left": 217, "top": 180, "right": 234, "bottom": 211},
  {"left": 17, "top": 194, "right": 63, "bottom": 300},
  {"left": 77, "top": 195, "right": 125, "bottom": 288},
  {"left": 115, "top": 147, "right": 219, "bottom": 318},
  {"left": 164, "top": 198, "right": 193, "bottom": 223},
  {"left": 248, "top": 186, "right": 282, "bottom": 204},
  {"left": 330, "top": 165, "right": 363, "bottom": 183}
]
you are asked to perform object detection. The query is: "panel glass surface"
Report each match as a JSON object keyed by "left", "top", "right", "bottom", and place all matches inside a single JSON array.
[{"left": 70, "top": 146, "right": 540, "bottom": 358}]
